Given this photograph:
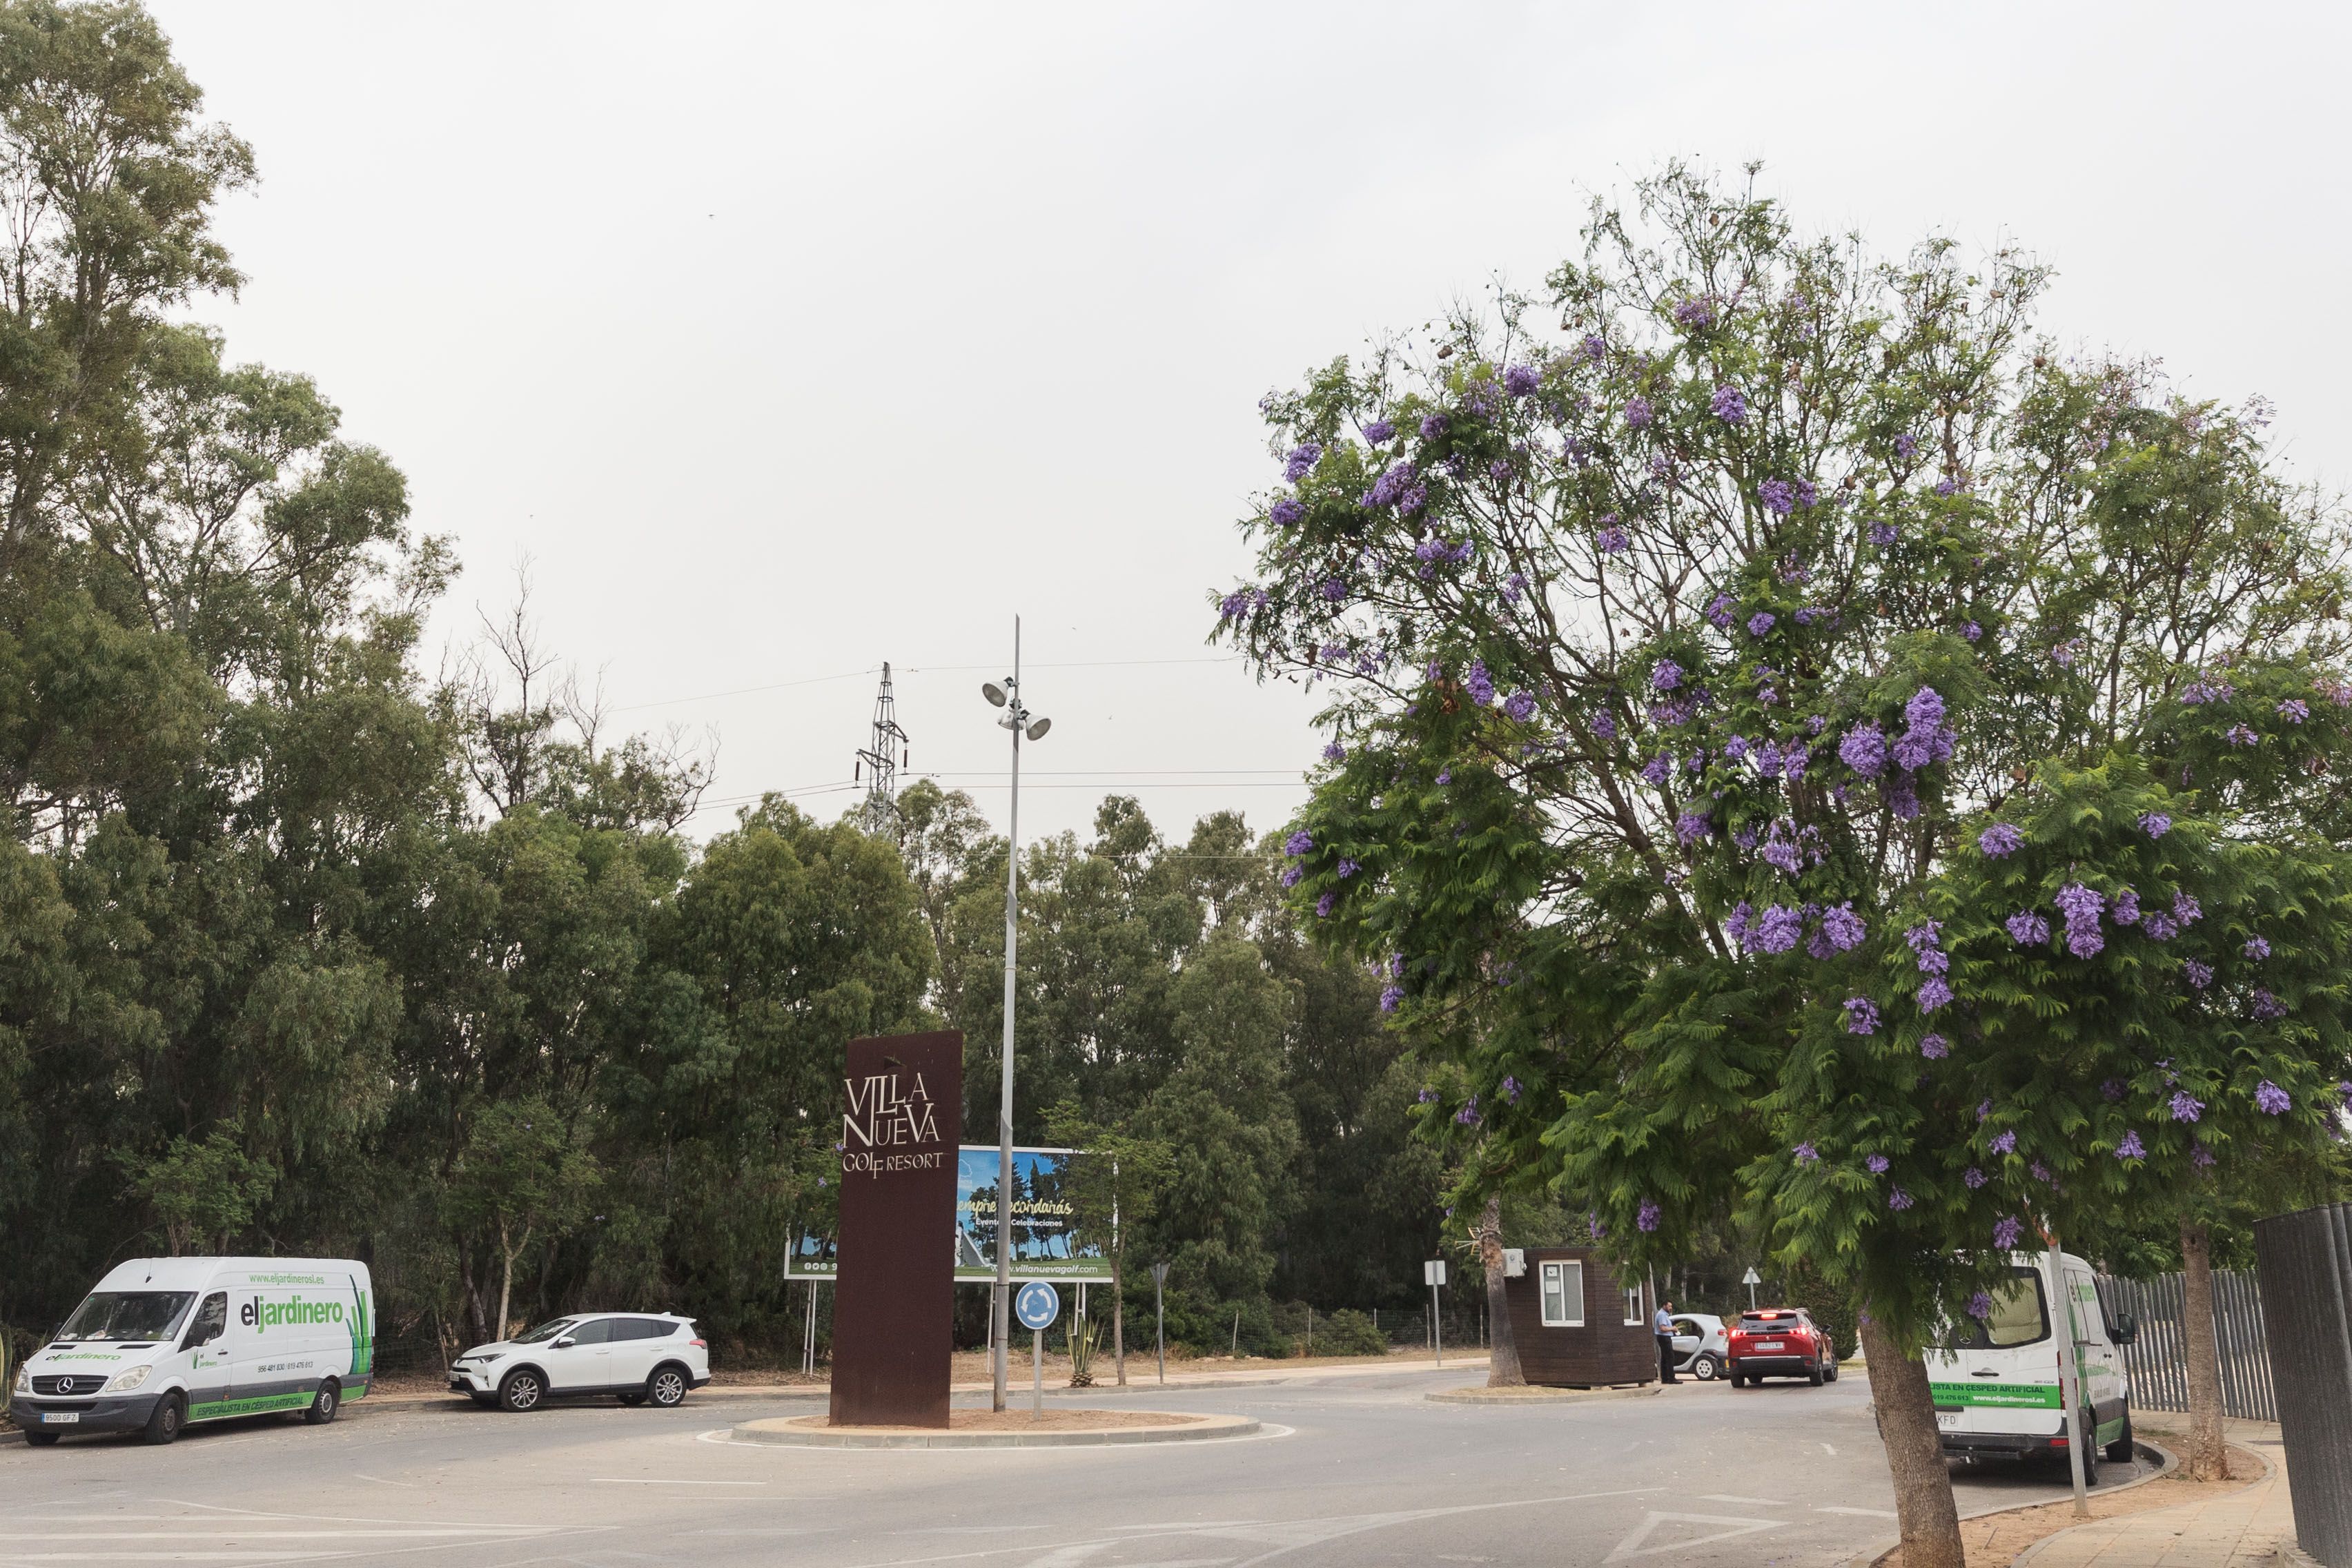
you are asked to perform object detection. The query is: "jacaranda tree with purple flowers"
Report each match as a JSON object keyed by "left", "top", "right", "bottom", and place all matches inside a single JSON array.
[{"left": 1212, "top": 166, "right": 2352, "bottom": 1565}]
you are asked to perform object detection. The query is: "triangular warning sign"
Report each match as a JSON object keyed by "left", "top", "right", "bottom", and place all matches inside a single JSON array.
[{"left": 1603, "top": 1511, "right": 1787, "bottom": 1561}]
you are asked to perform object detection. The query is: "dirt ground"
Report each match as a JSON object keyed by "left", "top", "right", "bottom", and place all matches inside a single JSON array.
[{"left": 1876, "top": 1444, "right": 2266, "bottom": 1567}]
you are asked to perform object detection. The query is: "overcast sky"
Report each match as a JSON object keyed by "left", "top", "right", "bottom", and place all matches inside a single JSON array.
[{"left": 147, "top": 1, "right": 2352, "bottom": 850}]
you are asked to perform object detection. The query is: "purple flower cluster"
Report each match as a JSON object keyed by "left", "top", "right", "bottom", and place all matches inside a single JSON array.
[
  {"left": 2054, "top": 883, "right": 2106, "bottom": 958},
  {"left": 1869, "top": 521, "right": 1899, "bottom": 547},
  {"left": 2251, "top": 989, "right": 2287, "bottom": 1021},
  {"left": 1794, "top": 1141, "right": 1819, "bottom": 1164},
  {"left": 1624, "top": 397, "right": 1654, "bottom": 429},
  {"left": 2226, "top": 724, "right": 2259, "bottom": 747},
  {"left": 1888, "top": 1188, "right": 1914, "bottom": 1211},
  {"left": 1363, "top": 418, "right": 1396, "bottom": 444},
  {"left": 1652, "top": 659, "right": 1684, "bottom": 692},
  {"left": 1964, "top": 1166, "right": 1988, "bottom": 1188},
  {"left": 2006, "top": 911, "right": 2051, "bottom": 946},
  {"left": 1865, "top": 1153, "right": 1890, "bottom": 1174},
  {"left": 1840, "top": 723, "right": 1888, "bottom": 778},
  {"left": 2139, "top": 812, "right": 2171, "bottom": 839},
  {"left": 1597, "top": 522, "right": 1630, "bottom": 554},
  {"left": 1500, "top": 1075, "right": 1522, "bottom": 1103},
  {"left": 1465, "top": 660, "right": 1496, "bottom": 707},
  {"left": 1269, "top": 496, "right": 1304, "bottom": 526},
  {"left": 1747, "top": 610, "right": 1776, "bottom": 638},
  {"left": 1283, "top": 443, "right": 1322, "bottom": 482},
  {"left": 1361, "top": 462, "right": 1425, "bottom": 513},
  {"left": 2113, "top": 889, "right": 2141, "bottom": 925},
  {"left": 1419, "top": 413, "right": 1447, "bottom": 440},
  {"left": 1676, "top": 812, "right": 1711, "bottom": 844},
  {"left": 1279, "top": 863, "right": 1302, "bottom": 888},
  {"left": 2255, "top": 1080, "right": 2291, "bottom": 1115},
  {"left": 1894, "top": 433, "right": 1919, "bottom": 459},
  {"left": 2140, "top": 910, "right": 2179, "bottom": 940},
  {"left": 1921, "top": 1032, "right": 1950, "bottom": 1058},
  {"left": 2184, "top": 959, "right": 2213, "bottom": 990},
  {"left": 2116, "top": 1131, "right": 2146, "bottom": 1160},
  {"left": 2169, "top": 1090, "right": 2204, "bottom": 1123},
  {"left": 1963, "top": 620, "right": 1983, "bottom": 642},
  {"left": 1845, "top": 997, "right": 1880, "bottom": 1035},
  {"left": 1711, "top": 384, "right": 1747, "bottom": 423},
  {"left": 2180, "top": 676, "right": 2235, "bottom": 705},
  {"left": 1380, "top": 986, "right": 1403, "bottom": 1013},
  {"left": 1315, "top": 892, "right": 1335, "bottom": 917},
  {"left": 1993, "top": 1216, "right": 2024, "bottom": 1250},
  {"left": 1454, "top": 1097, "right": 1480, "bottom": 1126},
  {"left": 1990, "top": 1129, "right": 2017, "bottom": 1155},
  {"left": 1636, "top": 1200, "right": 1662, "bottom": 1233},
  {"left": 1503, "top": 364, "right": 1541, "bottom": 397},
  {"left": 2174, "top": 892, "right": 2202, "bottom": 925},
  {"left": 1820, "top": 903, "right": 1868, "bottom": 952},
  {"left": 1675, "top": 295, "right": 1718, "bottom": 328},
  {"left": 1979, "top": 822, "right": 2025, "bottom": 858},
  {"left": 2280, "top": 698, "right": 2310, "bottom": 723},
  {"left": 1967, "top": 1291, "right": 1994, "bottom": 1320},
  {"left": 1284, "top": 830, "right": 1313, "bottom": 856},
  {"left": 1758, "top": 478, "right": 1796, "bottom": 516},
  {"left": 1321, "top": 577, "right": 1346, "bottom": 602},
  {"left": 1504, "top": 689, "right": 1538, "bottom": 722},
  {"left": 2244, "top": 935, "right": 2271, "bottom": 960},
  {"left": 1335, "top": 858, "right": 1360, "bottom": 879}
]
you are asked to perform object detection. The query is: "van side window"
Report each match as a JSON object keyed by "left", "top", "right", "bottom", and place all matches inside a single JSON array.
[{"left": 182, "top": 1293, "right": 227, "bottom": 1351}]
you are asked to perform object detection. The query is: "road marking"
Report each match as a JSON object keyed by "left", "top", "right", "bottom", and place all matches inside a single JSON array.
[
  {"left": 1602, "top": 1512, "right": 1787, "bottom": 1562},
  {"left": 1821, "top": 1442, "right": 1837, "bottom": 1453},
  {"left": 1698, "top": 1495, "right": 1787, "bottom": 1506},
  {"left": 588, "top": 1478, "right": 765, "bottom": 1486},
  {"left": 1816, "top": 1506, "right": 1899, "bottom": 1518}
]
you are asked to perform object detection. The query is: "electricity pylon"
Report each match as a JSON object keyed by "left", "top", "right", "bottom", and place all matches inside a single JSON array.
[{"left": 853, "top": 663, "right": 910, "bottom": 836}]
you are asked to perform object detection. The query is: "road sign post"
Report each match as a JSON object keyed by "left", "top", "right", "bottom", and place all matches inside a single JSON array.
[
  {"left": 1424, "top": 1260, "right": 1447, "bottom": 1367},
  {"left": 1151, "top": 1262, "right": 1170, "bottom": 1384},
  {"left": 1741, "top": 1266, "right": 1761, "bottom": 1311},
  {"left": 1015, "top": 1282, "right": 1061, "bottom": 1419}
]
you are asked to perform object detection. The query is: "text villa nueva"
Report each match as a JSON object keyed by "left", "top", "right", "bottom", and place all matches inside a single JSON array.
[{"left": 843, "top": 1070, "right": 944, "bottom": 1176}]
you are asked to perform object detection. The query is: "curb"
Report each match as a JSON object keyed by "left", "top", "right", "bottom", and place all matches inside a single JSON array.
[
  {"left": 728, "top": 1411, "right": 1260, "bottom": 1449},
  {"left": 1425, "top": 1384, "right": 1663, "bottom": 1406}
]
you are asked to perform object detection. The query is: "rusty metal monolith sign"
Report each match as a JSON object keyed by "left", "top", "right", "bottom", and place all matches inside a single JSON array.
[{"left": 827, "top": 1030, "right": 963, "bottom": 1427}]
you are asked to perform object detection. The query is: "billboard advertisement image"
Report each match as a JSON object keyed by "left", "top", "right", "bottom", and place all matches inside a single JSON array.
[{"left": 787, "top": 1145, "right": 1110, "bottom": 1282}]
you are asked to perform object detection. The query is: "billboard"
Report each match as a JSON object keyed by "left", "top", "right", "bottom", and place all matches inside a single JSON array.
[{"left": 787, "top": 1145, "right": 1111, "bottom": 1282}]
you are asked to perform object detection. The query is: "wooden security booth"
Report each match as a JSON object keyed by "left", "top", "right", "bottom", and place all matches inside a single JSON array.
[{"left": 1500, "top": 1246, "right": 1658, "bottom": 1387}]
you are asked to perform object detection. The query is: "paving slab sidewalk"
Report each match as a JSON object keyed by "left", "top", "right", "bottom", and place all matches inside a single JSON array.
[{"left": 2015, "top": 1416, "right": 2307, "bottom": 1568}]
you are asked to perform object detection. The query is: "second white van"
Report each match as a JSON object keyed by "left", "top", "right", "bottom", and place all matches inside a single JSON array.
[{"left": 1926, "top": 1248, "right": 2137, "bottom": 1478}]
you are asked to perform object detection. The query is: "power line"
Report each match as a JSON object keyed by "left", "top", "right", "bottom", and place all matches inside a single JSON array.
[{"left": 611, "top": 655, "right": 1245, "bottom": 716}]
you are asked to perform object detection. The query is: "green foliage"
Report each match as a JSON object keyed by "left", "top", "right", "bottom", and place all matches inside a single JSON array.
[
  {"left": 121, "top": 1123, "right": 277, "bottom": 1257},
  {"left": 1313, "top": 1306, "right": 1389, "bottom": 1357}
]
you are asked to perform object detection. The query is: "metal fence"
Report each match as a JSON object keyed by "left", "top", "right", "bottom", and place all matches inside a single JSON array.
[
  {"left": 2095, "top": 1268, "right": 2277, "bottom": 1423},
  {"left": 2253, "top": 1202, "right": 2352, "bottom": 1568}
]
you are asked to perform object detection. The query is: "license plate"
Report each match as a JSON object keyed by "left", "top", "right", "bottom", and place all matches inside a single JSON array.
[
  {"left": 42, "top": 1411, "right": 81, "bottom": 1424},
  {"left": 1756, "top": 1341, "right": 1784, "bottom": 1351},
  {"left": 1937, "top": 1412, "right": 1959, "bottom": 1429}
]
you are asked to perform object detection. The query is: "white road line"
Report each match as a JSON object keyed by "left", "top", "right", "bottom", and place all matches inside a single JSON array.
[
  {"left": 1697, "top": 1495, "right": 1788, "bottom": 1507},
  {"left": 1603, "top": 1513, "right": 1786, "bottom": 1562},
  {"left": 0, "top": 1534, "right": 560, "bottom": 1542},
  {"left": 1815, "top": 1506, "right": 1899, "bottom": 1518},
  {"left": 587, "top": 1478, "right": 765, "bottom": 1486}
]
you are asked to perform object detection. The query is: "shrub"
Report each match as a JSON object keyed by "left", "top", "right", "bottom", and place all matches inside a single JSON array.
[{"left": 1313, "top": 1308, "right": 1389, "bottom": 1357}]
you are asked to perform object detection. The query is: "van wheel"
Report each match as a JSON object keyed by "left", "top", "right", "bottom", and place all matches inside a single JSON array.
[
  {"left": 2104, "top": 1411, "right": 2133, "bottom": 1464},
  {"left": 498, "top": 1370, "right": 545, "bottom": 1413},
  {"left": 142, "top": 1393, "right": 185, "bottom": 1446},
  {"left": 305, "top": 1378, "right": 340, "bottom": 1424},
  {"left": 2077, "top": 1435, "right": 2100, "bottom": 1485},
  {"left": 25, "top": 1430, "right": 61, "bottom": 1447},
  {"left": 646, "top": 1365, "right": 688, "bottom": 1408},
  {"left": 1691, "top": 1353, "right": 1720, "bottom": 1382}
]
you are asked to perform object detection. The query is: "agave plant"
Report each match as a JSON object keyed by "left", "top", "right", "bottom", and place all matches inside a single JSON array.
[{"left": 1066, "top": 1311, "right": 1101, "bottom": 1388}]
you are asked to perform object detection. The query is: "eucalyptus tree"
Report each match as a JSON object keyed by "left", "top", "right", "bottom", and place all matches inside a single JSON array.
[{"left": 1219, "top": 166, "right": 2352, "bottom": 1564}]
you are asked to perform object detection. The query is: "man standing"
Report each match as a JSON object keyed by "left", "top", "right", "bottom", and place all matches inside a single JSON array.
[{"left": 1654, "top": 1300, "right": 1679, "bottom": 1384}]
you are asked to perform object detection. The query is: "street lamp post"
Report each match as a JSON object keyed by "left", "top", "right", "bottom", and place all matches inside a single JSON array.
[{"left": 981, "top": 618, "right": 1049, "bottom": 1413}]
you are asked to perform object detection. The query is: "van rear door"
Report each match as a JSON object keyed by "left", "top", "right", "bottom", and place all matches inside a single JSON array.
[{"left": 1926, "top": 1264, "right": 2062, "bottom": 1442}]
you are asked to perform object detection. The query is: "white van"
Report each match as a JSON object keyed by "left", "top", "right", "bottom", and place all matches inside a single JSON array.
[
  {"left": 9, "top": 1257, "right": 373, "bottom": 1447},
  {"left": 1925, "top": 1249, "right": 2137, "bottom": 1477}
]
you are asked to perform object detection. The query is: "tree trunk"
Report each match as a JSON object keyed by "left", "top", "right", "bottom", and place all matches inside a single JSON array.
[
  {"left": 2180, "top": 1217, "right": 2228, "bottom": 1481},
  {"left": 1475, "top": 1196, "right": 1525, "bottom": 1386},
  {"left": 1859, "top": 1312, "right": 1963, "bottom": 1568}
]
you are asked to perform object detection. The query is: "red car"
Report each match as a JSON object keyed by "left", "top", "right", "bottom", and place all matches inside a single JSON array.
[{"left": 1725, "top": 1308, "right": 1839, "bottom": 1387}]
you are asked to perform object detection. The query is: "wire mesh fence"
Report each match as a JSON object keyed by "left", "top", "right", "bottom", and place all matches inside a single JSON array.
[{"left": 2096, "top": 1269, "right": 2276, "bottom": 1423}]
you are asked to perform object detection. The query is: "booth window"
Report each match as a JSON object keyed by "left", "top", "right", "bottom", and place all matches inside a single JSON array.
[
  {"left": 1539, "top": 1261, "right": 1585, "bottom": 1327},
  {"left": 1623, "top": 1286, "right": 1645, "bottom": 1326}
]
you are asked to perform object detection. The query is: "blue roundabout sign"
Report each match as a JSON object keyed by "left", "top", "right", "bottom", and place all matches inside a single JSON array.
[{"left": 1014, "top": 1280, "right": 1061, "bottom": 1331}]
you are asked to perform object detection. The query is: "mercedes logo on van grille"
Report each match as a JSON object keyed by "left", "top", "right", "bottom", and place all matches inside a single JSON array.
[{"left": 54, "top": 1376, "right": 79, "bottom": 1393}]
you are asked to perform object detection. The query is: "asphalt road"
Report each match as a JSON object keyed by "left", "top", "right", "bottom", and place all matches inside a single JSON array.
[{"left": 1, "top": 1367, "right": 2157, "bottom": 1568}]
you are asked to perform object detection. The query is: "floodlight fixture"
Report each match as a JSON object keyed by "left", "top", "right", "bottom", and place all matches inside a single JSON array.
[
  {"left": 981, "top": 682, "right": 1007, "bottom": 707},
  {"left": 1026, "top": 718, "right": 1051, "bottom": 742}
]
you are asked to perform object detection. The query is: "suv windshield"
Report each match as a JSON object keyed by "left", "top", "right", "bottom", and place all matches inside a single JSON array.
[
  {"left": 1941, "top": 1268, "right": 2050, "bottom": 1350},
  {"left": 57, "top": 1291, "right": 197, "bottom": 1342},
  {"left": 511, "top": 1317, "right": 578, "bottom": 1344}
]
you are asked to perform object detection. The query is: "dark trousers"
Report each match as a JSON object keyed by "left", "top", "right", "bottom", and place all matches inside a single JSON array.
[{"left": 1656, "top": 1333, "right": 1678, "bottom": 1383}]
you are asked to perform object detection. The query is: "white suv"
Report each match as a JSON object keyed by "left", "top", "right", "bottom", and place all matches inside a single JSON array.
[{"left": 449, "top": 1314, "right": 709, "bottom": 1412}]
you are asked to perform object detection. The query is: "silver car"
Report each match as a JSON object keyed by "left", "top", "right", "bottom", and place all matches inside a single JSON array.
[{"left": 1668, "top": 1313, "right": 1729, "bottom": 1381}]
